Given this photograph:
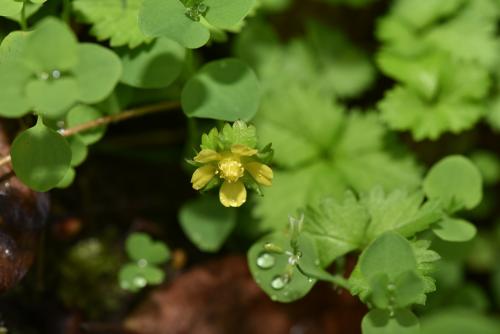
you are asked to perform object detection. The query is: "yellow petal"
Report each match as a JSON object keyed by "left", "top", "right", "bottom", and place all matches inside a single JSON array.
[
  {"left": 231, "top": 144, "right": 258, "bottom": 157},
  {"left": 219, "top": 180, "right": 247, "bottom": 207},
  {"left": 245, "top": 162, "right": 273, "bottom": 186},
  {"left": 194, "top": 149, "right": 221, "bottom": 163},
  {"left": 191, "top": 165, "right": 216, "bottom": 190}
]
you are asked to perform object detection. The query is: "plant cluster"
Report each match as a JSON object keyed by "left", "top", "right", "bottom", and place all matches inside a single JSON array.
[{"left": 0, "top": 0, "right": 499, "bottom": 333}]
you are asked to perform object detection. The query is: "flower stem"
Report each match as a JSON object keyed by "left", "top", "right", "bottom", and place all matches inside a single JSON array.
[{"left": 0, "top": 100, "right": 181, "bottom": 170}]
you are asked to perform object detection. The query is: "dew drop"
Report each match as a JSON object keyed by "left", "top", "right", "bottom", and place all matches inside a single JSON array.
[
  {"left": 138, "top": 259, "right": 148, "bottom": 268},
  {"left": 256, "top": 252, "right": 275, "bottom": 269},
  {"left": 307, "top": 278, "right": 314, "bottom": 283},
  {"left": 51, "top": 70, "right": 61, "bottom": 79},
  {"left": 39, "top": 72, "right": 49, "bottom": 80},
  {"left": 387, "top": 283, "right": 396, "bottom": 292},
  {"left": 134, "top": 276, "right": 147, "bottom": 288},
  {"left": 271, "top": 275, "right": 287, "bottom": 290}
]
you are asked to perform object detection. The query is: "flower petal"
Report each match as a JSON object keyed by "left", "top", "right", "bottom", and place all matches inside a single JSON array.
[
  {"left": 191, "top": 165, "right": 216, "bottom": 190},
  {"left": 231, "top": 144, "right": 258, "bottom": 157},
  {"left": 219, "top": 180, "right": 247, "bottom": 207},
  {"left": 245, "top": 162, "right": 273, "bottom": 186},
  {"left": 194, "top": 149, "right": 221, "bottom": 163}
]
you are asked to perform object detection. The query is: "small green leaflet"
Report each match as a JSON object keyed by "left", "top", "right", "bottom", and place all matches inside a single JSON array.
[{"left": 73, "top": 0, "right": 150, "bottom": 48}]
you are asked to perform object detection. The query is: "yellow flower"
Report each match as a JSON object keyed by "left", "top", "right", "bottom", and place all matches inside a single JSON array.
[{"left": 190, "top": 144, "right": 273, "bottom": 207}]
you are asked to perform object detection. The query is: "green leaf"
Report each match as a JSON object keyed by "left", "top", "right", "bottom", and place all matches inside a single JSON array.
[
  {"left": 23, "top": 17, "right": 79, "bottom": 72},
  {"left": 361, "top": 187, "right": 442, "bottom": 242},
  {"left": 204, "top": 0, "right": 254, "bottom": 29},
  {"left": 378, "top": 53, "right": 490, "bottom": 140},
  {"left": 56, "top": 168, "right": 76, "bottom": 189},
  {"left": 11, "top": 119, "right": 72, "bottom": 192},
  {"left": 433, "top": 217, "right": 477, "bottom": 242},
  {"left": 73, "top": 43, "right": 123, "bottom": 104},
  {"left": 248, "top": 232, "right": 316, "bottom": 303},
  {"left": 219, "top": 120, "right": 257, "bottom": 148},
  {"left": 393, "top": 270, "right": 426, "bottom": 308},
  {"left": 0, "top": 0, "right": 22, "bottom": 17},
  {"left": 421, "top": 310, "right": 500, "bottom": 334},
  {"left": 360, "top": 232, "right": 417, "bottom": 281},
  {"left": 68, "top": 136, "right": 88, "bottom": 167},
  {"left": 303, "top": 192, "right": 369, "bottom": 266},
  {"left": 0, "top": 62, "right": 32, "bottom": 117},
  {"left": 139, "top": 0, "right": 210, "bottom": 49},
  {"left": 126, "top": 232, "right": 170, "bottom": 264},
  {"left": 66, "top": 104, "right": 106, "bottom": 145},
  {"left": 26, "top": 77, "right": 79, "bottom": 119},
  {"left": 179, "top": 195, "right": 237, "bottom": 252},
  {"left": 362, "top": 309, "right": 420, "bottom": 334},
  {"left": 182, "top": 58, "right": 261, "bottom": 121},
  {"left": 73, "top": 0, "right": 150, "bottom": 48},
  {"left": 0, "top": 31, "right": 29, "bottom": 64},
  {"left": 118, "top": 37, "right": 185, "bottom": 89},
  {"left": 253, "top": 87, "right": 422, "bottom": 232},
  {"left": 119, "top": 263, "right": 165, "bottom": 291},
  {"left": 423, "top": 155, "right": 483, "bottom": 212}
]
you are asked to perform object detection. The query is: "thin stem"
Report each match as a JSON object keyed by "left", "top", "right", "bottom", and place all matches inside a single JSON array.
[
  {"left": 0, "top": 100, "right": 180, "bottom": 170},
  {"left": 20, "top": 0, "right": 28, "bottom": 31},
  {"left": 62, "top": 0, "right": 72, "bottom": 24},
  {"left": 60, "top": 100, "right": 180, "bottom": 137}
]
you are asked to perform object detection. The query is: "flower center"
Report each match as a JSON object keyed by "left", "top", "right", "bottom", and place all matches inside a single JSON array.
[{"left": 218, "top": 158, "right": 244, "bottom": 183}]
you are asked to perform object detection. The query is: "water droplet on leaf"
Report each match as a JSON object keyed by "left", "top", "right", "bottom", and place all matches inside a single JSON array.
[
  {"left": 134, "top": 276, "right": 147, "bottom": 288},
  {"left": 271, "top": 275, "right": 288, "bottom": 290},
  {"left": 51, "top": 70, "right": 61, "bottom": 79},
  {"left": 256, "top": 252, "right": 275, "bottom": 269}
]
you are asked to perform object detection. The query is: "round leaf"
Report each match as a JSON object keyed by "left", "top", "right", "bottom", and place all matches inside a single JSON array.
[
  {"left": 182, "top": 58, "right": 261, "bottom": 121},
  {"left": 0, "top": 0, "right": 22, "bottom": 17},
  {"left": 23, "top": 17, "right": 78, "bottom": 72},
  {"left": 424, "top": 155, "right": 482, "bottom": 212},
  {"left": 433, "top": 217, "right": 477, "bottom": 242},
  {"left": 179, "top": 195, "right": 237, "bottom": 252},
  {"left": 73, "top": 43, "right": 122, "bottom": 104},
  {"left": 0, "top": 63, "right": 32, "bottom": 117},
  {"left": 362, "top": 309, "right": 420, "bottom": 334},
  {"left": 139, "top": 0, "right": 210, "bottom": 49},
  {"left": 0, "top": 31, "right": 29, "bottom": 64},
  {"left": 118, "top": 37, "right": 185, "bottom": 89},
  {"left": 66, "top": 104, "right": 106, "bottom": 145},
  {"left": 11, "top": 119, "right": 72, "bottom": 192},
  {"left": 204, "top": 0, "right": 255, "bottom": 29},
  {"left": 26, "top": 77, "right": 79, "bottom": 119},
  {"left": 248, "top": 233, "right": 315, "bottom": 303},
  {"left": 360, "top": 232, "right": 417, "bottom": 281},
  {"left": 56, "top": 168, "right": 76, "bottom": 189},
  {"left": 68, "top": 136, "right": 88, "bottom": 167}
]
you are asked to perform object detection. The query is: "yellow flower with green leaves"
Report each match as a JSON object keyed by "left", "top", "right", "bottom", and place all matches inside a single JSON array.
[{"left": 190, "top": 121, "right": 274, "bottom": 207}]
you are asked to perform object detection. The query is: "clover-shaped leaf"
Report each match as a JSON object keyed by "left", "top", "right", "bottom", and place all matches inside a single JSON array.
[
  {"left": 182, "top": 58, "right": 261, "bottom": 121},
  {"left": 139, "top": 0, "right": 254, "bottom": 49},
  {"left": 362, "top": 309, "right": 420, "bottom": 334},
  {"left": 126, "top": 232, "right": 171, "bottom": 264},
  {"left": 0, "top": 18, "right": 122, "bottom": 119},
  {"left": 11, "top": 117, "right": 72, "bottom": 192},
  {"left": 66, "top": 105, "right": 107, "bottom": 145},
  {"left": 119, "top": 233, "right": 171, "bottom": 292}
]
